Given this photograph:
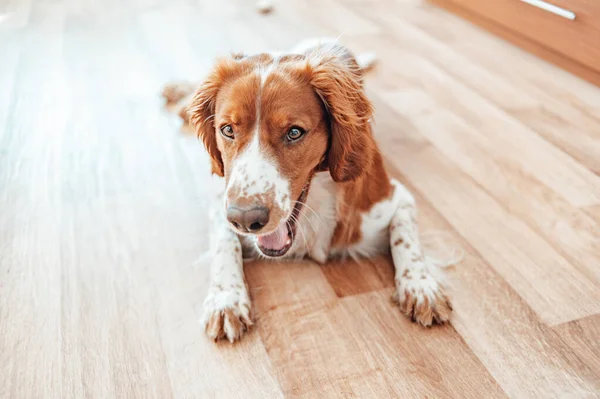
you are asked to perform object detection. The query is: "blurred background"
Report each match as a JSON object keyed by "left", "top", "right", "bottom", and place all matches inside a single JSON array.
[{"left": 1, "top": 0, "right": 599, "bottom": 398}]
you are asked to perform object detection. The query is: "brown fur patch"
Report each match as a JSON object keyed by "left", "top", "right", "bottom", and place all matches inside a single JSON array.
[
  {"left": 205, "top": 305, "right": 253, "bottom": 343},
  {"left": 394, "top": 238, "right": 404, "bottom": 246},
  {"left": 396, "top": 287, "right": 453, "bottom": 327},
  {"left": 206, "top": 312, "right": 225, "bottom": 341},
  {"left": 414, "top": 296, "right": 433, "bottom": 326}
]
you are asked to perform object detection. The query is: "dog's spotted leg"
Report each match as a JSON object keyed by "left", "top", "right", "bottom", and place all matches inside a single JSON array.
[
  {"left": 389, "top": 180, "right": 452, "bottom": 326},
  {"left": 201, "top": 217, "right": 252, "bottom": 343}
]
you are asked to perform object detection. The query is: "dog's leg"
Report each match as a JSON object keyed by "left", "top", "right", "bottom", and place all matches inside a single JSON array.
[
  {"left": 389, "top": 180, "right": 452, "bottom": 326},
  {"left": 201, "top": 216, "right": 252, "bottom": 343}
]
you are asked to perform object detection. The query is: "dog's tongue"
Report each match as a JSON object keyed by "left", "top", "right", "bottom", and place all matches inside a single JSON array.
[{"left": 257, "top": 223, "right": 289, "bottom": 250}]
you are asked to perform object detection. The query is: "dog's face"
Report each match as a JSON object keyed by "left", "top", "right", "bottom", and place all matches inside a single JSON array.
[{"left": 189, "top": 49, "right": 374, "bottom": 257}]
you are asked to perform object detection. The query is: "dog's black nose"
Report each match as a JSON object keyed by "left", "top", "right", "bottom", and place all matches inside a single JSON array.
[{"left": 226, "top": 206, "right": 270, "bottom": 232}]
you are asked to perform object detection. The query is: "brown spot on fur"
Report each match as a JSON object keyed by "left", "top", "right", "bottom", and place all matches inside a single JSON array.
[
  {"left": 404, "top": 243, "right": 410, "bottom": 249},
  {"left": 394, "top": 238, "right": 404, "bottom": 246},
  {"left": 234, "top": 247, "right": 240, "bottom": 253},
  {"left": 402, "top": 269, "right": 410, "bottom": 278}
]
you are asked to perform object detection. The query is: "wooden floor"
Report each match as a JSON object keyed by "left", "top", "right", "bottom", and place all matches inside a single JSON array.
[{"left": 1, "top": 0, "right": 599, "bottom": 398}]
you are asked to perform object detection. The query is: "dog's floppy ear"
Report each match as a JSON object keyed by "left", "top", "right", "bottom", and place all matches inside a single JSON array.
[
  {"left": 308, "top": 48, "right": 375, "bottom": 182},
  {"left": 188, "top": 55, "right": 246, "bottom": 177}
]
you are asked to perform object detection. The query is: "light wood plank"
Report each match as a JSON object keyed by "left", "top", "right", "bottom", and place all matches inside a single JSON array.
[
  {"left": 382, "top": 162, "right": 600, "bottom": 397},
  {"left": 320, "top": 255, "right": 395, "bottom": 297},
  {"left": 0, "top": 8, "right": 66, "bottom": 398},
  {"left": 553, "top": 315, "right": 600, "bottom": 381},
  {"left": 246, "top": 260, "right": 505, "bottom": 399},
  {"left": 585, "top": 205, "right": 600, "bottom": 225},
  {"left": 285, "top": 0, "right": 382, "bottom": 37}
]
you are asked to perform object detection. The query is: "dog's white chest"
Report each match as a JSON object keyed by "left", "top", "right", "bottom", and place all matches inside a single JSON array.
[{"left": 288, "top": 172, "right": 337, "bottom": 263}]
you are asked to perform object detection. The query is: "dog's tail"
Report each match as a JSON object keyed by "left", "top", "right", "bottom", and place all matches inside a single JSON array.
[{"left": 355, "top": 52, "right": 378, "bottom": 74}]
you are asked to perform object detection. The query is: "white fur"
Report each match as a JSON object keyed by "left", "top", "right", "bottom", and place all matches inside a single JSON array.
[
  {"left": 337, "top": 183, "right": 398, "bottom": 260},
  {"left": 355, "top": 52, "right": 378, "bottom": 71},
  {"left": 226, "top": 129, "right": 291, "bottom": 214},
  {"left": 201, "top": 210, "right": 251, "bottom": 343},
  {"left": 388, "top": 180, "right": 448, "bottom": 314},
  {"left": 285, "top": 172, "right": 338, "bottom": 263}
]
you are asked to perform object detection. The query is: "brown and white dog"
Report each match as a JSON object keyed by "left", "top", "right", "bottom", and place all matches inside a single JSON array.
[{"left": 163, "top": 39, "right": 452, "bottom": 342}]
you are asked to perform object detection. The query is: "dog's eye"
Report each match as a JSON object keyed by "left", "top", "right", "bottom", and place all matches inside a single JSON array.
[
  {"left": 286, "top": 127, "right": 305, "bottom": 142},
  {"left": 220, "top": 125, "right": 235, "bottom": 139}
]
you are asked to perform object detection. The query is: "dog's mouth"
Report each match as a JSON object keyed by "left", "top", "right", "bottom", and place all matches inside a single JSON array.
[{"left": 255, "top": 182, "right": 310, "bottom": 258}]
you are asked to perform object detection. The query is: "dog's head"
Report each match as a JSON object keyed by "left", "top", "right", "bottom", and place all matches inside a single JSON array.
[{"left": 189, "top": 45, "right": 374, "bottom": 257}]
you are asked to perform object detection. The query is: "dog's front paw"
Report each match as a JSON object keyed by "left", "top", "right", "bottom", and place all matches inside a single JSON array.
[
  {"left": 393, "top": 271, "right": 452, "bottom": 326},
  {"left": 201, "top": 288, "right": 252, "bottom": 343}
]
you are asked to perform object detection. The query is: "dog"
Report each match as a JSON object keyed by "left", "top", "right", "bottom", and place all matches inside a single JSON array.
[{"left": 162, "top": 39, "right": 452, "bottom": 343}]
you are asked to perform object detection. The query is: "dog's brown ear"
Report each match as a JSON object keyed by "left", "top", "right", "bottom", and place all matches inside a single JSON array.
[
  {"left": 188, "top": 56, "right": 245, "bottom": 177},
  {"left": 307, "top": 48, "right": 375, "bottom": 182}
]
